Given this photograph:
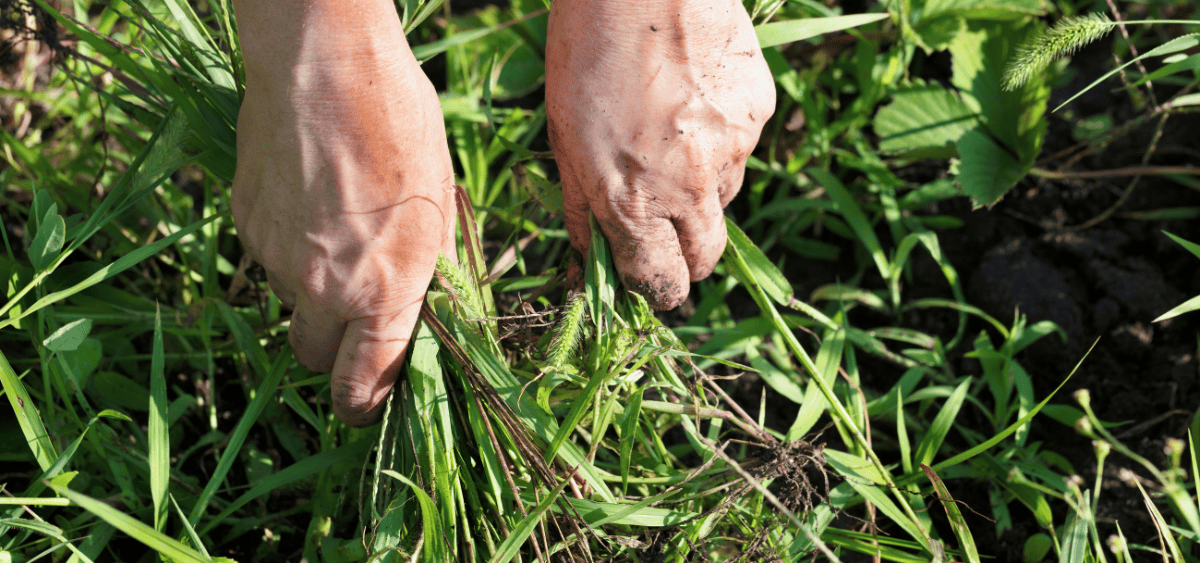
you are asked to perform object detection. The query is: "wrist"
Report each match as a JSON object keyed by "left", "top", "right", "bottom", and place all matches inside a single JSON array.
[{"left": 235, "top": 0, "right": 411, "bottom": 88}]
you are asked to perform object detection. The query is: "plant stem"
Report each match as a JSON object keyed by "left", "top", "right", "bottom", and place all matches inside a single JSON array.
[{"left": 1030, "top": 165, "right": 1200, "bottom": 180}]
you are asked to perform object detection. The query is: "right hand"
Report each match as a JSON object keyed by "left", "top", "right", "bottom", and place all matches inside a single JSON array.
[{"left": 231, "top": 0, "right": 455, "bottom": 427}]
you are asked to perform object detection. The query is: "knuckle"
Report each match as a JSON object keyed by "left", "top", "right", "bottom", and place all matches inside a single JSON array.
[{"left": 622, "top": 270, "right": 688, "bottom": 311}]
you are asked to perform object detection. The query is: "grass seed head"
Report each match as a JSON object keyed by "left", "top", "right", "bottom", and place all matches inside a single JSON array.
[
  {"left": 546, "top": 292, "right": 588, "bottom": 369},
  {"left": 435, "top": 253, "right": 485, "bottom": 318},
  {"left": 1003, "top": 13, "right": 1113, "bottom": 91}
]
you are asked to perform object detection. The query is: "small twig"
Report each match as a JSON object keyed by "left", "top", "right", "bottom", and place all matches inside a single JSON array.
[
  {"left": 1113, "top": 409, "right": 1190, "bottom": 441},
  {"left": 1067, "top": 112, "right": 1170, "bottom": 231},
  {"left": 1030, "top": 165, "right": 1200, "bottom": 180},
  {"left": 1105, "top": 0, "right": 1158, "bottom": 109}
]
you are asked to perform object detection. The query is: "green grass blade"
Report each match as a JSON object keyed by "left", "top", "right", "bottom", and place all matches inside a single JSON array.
[
  {"left": 213, "top": 301, "right": 271, "bottom": 379},
  {"left": 42, "top": 318, "right": 92, "bottom": 351},
  {"left": 149, "top": 305, "right": 169, "bottom": 532},
  {"left": 825, "top": 449, "right": 927, "bottom": 546},
  {"left": 897, "top": 387, "right": 913, "bottom": 475},
  {"left": 725, "top": 219, "right": 793, "bottom": 304},
  {"left": 756, "top": 13, "right": 889, "bottom": 48},
  {"left": 619, "top": 384, "right": 645, "bottom": 493},
  {"left": 900, "top": 340, "right": 1092, "bottom": 484},
  {"left": 810, "top": 168, "right": 891, "bottom": 280},
  {"left": 170, "top": 495, "right": 210, "bottom": 560},
  {"left": 382, "top": 470, "right": 447, "bottom": 563},
  {"left": 1154, "top": 294, "right": 1200, "bottom": 323},
  {"left": 48, "top": 484, "right": 211, "bottom": 563},
  {"left": 200, "top": 438, "right": 374, "bottom": 536},
  {"left": 921, "top": 464, "right": 981, "bottom": 563},
  {"left": 1137, "top": 480, "right": 1185, "bottom": 562},
  {"left": 489, "top": 476, "right": 570, "bottom": 563},
  {"left": 914, "top": 377, "right": 970, "bottom": 467},
  {"left": 786, "top": 328, "right": 844, "bottom": 441},
  {"left": 1164, "top": 231, "right": 1200, "bottom": 261},
  {"left": 0, "top": 351, "right": 58, "bottom": 471},
  {"left": 0, "top": 214, "right": 223, "bottom": 330},
  {"left": 1054, "top": 33, "right": 1200, "bottom": 112},
  {"left": 189, "top": 346, "right": 291, "bottom": 526}
]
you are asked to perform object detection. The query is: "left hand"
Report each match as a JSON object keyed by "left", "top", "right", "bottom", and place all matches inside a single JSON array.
[{"left": 545, "top": 0, "right": 776, "bottom": 309}]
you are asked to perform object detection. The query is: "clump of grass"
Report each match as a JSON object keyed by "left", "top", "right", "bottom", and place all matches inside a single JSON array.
[{"left": 1003, "top": 13, "right": 1114, "bottom": 91}]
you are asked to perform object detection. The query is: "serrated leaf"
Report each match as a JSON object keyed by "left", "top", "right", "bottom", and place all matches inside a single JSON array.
[
  {"left": 875, "top": 83, "right": 979, "bottom": 157},
  {"left": 956, "top": 129, "right": 1026, "bottom": 206},
  {"left": 43, "top": 319, "right": 93, "bottom": 352},
  {"left": 913, "top": 14, "right": 966, "bottom": 52},
  {"left": 951, "top": 20, "right": 1049, "bottom": 165}
]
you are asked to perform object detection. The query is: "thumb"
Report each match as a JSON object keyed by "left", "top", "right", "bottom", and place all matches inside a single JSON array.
[{"left": 329, "top": 300, "right": 422, "bottom": 427}]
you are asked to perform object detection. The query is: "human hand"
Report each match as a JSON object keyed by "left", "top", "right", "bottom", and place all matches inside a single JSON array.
[
  {"left": 545, "top": 0, "right": 775, "bottom": 309},
  {"left": 231, "top": 0, "right": 454, "bottom": 426}
]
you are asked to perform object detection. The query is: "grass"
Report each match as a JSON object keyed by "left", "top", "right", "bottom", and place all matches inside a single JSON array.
[{"left": 3, "top": 0, "right": 1200, "bottom": 561}]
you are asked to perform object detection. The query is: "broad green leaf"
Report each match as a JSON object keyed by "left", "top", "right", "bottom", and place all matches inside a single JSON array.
[
  {"left": 913, "top": 14, "right": 966, "bottom": 52},
  {"left": 1023, "top": 533, "right": 1053, "bottom": 562},
  {"left": 92, "top": 371, "right": 150, "bottom": 412},
  {"left": 755, "top": 13, "right": 889, "bottom": 48},
  {"left": 875, "top": 82, "right": 979, "bottom": 157},
  {"left": 956, "top": 129, "right": 1026, "bottom": 206},
  {"left": 48, "top": 484, "right": 211, "bottom": 563},
  {"left": 42, "top": 318, "right": 92, "bottom": 352},
  {"left": 30, "top": 205, "right": 65, "bottom": 271}
]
